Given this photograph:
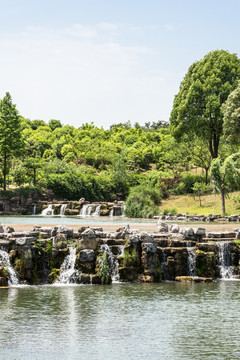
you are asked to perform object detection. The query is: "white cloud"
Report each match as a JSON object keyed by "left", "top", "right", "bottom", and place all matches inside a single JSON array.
[{"left": 0, "top": 24, "right": 174, "bottom": 127}]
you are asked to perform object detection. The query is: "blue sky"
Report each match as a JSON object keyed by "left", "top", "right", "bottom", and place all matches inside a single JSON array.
[{"left": 0, "top": 0, "right": 239, "bottom": 128}]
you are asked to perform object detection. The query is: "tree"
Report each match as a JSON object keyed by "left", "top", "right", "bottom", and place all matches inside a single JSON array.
[
  {"left": 189, "top": 138, "right": 212, "bottom": 184},
  {"left": 170, "top": 50, "right": 240, "bottom": 159},
  {"left": 0, "top": 92, "right": 23, "bottom": 190},
  {"left": 210, "top": 154, "right": 240, "bottom": 215},
  {"left": 49, "top": 119, "right": 62, "bottom": 131},
  {"left": 192, "top": 182, "right": 211, "bottom": 207},
  {"left": 222, "top": 83, "right": 240, "bottom": 144}
]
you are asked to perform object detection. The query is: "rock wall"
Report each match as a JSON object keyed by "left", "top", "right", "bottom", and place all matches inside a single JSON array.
[{"left": 0, "top": 222, "right": 240, "bottom": 286}]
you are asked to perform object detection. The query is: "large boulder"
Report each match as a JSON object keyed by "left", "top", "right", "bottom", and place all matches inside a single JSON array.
[
  {"left": 81, "top": 228, "right": 99, "bottom": 250},
  {"left": 157, "top": 222, "right": 168, "bottom": 233},
  {"left": 79, "top": 249, "right": 95, "bottom": 263}
]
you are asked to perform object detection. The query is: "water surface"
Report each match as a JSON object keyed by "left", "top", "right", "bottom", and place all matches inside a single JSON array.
[{"left": 0, "top": 282, "right": 240, "bottom": 359}]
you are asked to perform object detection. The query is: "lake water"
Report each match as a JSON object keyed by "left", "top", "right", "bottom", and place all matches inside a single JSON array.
[
  {"left": 1, "top": 282, "right": 240, "bottom": 360},
  {"left": 0, "top": 215, "right": 156, "bottom": 226}
]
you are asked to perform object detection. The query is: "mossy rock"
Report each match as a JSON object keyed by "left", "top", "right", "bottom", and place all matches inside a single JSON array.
[
  {"left": 48, "top": 268, "right": 60, "bottom": 283},
  {"left": 196, "top": 250, "right": 216, "bottom": 278},
  {"left": 119, "top": 267, "right": 139, "bottom": 282},
  {"left": 100, "top": 209, "right": 110, "bottom": 216},
  {"left": 0, "top": 276, "right": 8, "bottom": 286}
]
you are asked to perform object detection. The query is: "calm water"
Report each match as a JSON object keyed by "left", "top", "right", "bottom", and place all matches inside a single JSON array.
[
  {"left": 1, "top": 282, "right": 240, "bottom": 360},
  {"left": 0, "top": 215, "right": 156, "bottom": 226}
]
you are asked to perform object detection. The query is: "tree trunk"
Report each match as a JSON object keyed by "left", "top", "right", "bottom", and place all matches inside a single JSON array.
[
  {"left": 3, "top": 152, "right": 7, "bottom": 191},
  {"left": 221, "top": 188, "right": 225, "bottom": 216},
  {"left": 33, "top": 168, "right": 36, "bottom": 186},
  {"left": 205, "top": 168, "right": 209, "bottom": 185},
  {"left": 209, "top": 136, "right": 219, "bottom": 159}
]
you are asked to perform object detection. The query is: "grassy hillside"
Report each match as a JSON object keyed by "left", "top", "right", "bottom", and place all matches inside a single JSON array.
[{"left": 160, "top": 191, "right": 240, "bottom": 216}]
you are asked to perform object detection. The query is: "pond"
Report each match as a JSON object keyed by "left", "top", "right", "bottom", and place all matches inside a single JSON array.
[
  {"left": 0, "top": 215, "right": 238, "bottom": 233},
  {"left": 0, "top": 282, "right": 240, "bottom": 360}
]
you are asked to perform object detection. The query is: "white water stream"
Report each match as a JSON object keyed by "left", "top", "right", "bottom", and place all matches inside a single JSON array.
[
  {"left": 57, "top": 247, "right": 79, "bottom": 284},
  {"left": 218, "top": 242, "right": 235, "bottom": 279},
  {"left": 187, "top": 244, "right": 196, "bottom": 277},
  {"left": 0, "top": 250, "right": 19, "bottom": 286},
  {"left": 100, "top": 244, "right": 124, "bottom": 283}
]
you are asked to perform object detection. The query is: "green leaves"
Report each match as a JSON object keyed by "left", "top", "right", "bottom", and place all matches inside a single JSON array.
[{"left": 170, "top": 50, "right": 240, "bottom": 159}]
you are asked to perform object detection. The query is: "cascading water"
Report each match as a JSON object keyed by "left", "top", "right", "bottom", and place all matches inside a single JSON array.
[
  {"left": 57, "top": 247, "right": 79, "bottom": 284},
  {"left": 79, "top": 204, "right": 94, "bottom": 216},
  {"left": 0, "top": 250, "right": 19, "bottom": 286},
  {"left": 187, "top": 243, "right": 196, "bottom": 276},
  {"left": 100, "top": 244, "right": 123, "bottom": 282},
  {"left": 218, "top": 242, "right": 234, "bottom": 279},
  {"left": 41, "top": 204, "right": 54, "bottom": 216},
  {"left": 60, "top": 204, "right": 67, "bottom": 216},
  {"left": 92, "top": 204, "right": 101, "bottom": 216},
  {"left": 32, "top": 205, "right": 37, "bottom": 215},
  {"left": 109, "top": 205, "right": 124, "bottom": 217}
]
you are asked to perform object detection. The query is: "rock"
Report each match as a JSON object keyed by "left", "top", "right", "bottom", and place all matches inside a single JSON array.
[
  {"left": 170, "top": 224, "right": 179, "bottom": 233},
  {"left": 57, "top": 226, "right": 73, "bottom": 239},
  {"left": 81, "top": 229, "right": 99, "bottom": 250},
  {"left": 0, "top": 276, "right": 8, "bottom": 286},
  {"left": 119, "top": 267, "right": 139, "bottom": 282},
  {"left": 194, "top": 228, "right": 206, "bottom": 237},
  {"left": 16, "top": 237, "right": 36, "bottom": 246},
  {"left": 0, "top": 224, "right": 4, "bottom": 233},
  {"left": 175, "top": 276, "right": 213, "bottom": 283},
  {"left": 140, "top": 232, "right": 154, "bottom": 243},
  {"left": 207, "top": 231, "right": 236, "bottom": 239},
  {"left": 179, "top": 228, "right": 194, "bottom": 239},
  {"left": 79, "top": 249, "right": 95, "bottom": 263},
  {"left": 157, "top": 222, "right": 169, "bottom": 233},
  {"left": 53, "top": 233, "right": 67, "bottom": 246},
  {"left": 51, "top": 227, "right": 57, "bottom": 237},
  {"left": 197, "top": 242, "right": 219, "bottom": 253},
  {"left": 6, "top": 226, "right": 14, "bottom": 233}
]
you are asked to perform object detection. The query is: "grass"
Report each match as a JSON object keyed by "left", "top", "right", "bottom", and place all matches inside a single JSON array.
[{"left": 160, "top": 191, "right": 240, "bottom": 216}]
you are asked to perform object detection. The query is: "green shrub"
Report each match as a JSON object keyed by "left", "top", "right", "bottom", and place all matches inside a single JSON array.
[
  {"left": 124, "top": 185, "right": 161, "bottom": 218},
  {"left": 162, "top": 208, "right": 177, "bottom": 215},
  {"left": 173, "top": 174, "right": 206, "bottom": 195},
  {"left": 99, "top": 253, "right": 111, "bottom": 284},
  {"left": 122, "top": 248, "right": 138, "bottom": 267}
]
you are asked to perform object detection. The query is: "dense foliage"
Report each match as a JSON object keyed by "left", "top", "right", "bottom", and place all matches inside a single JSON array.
[
  {"left": 1, "top": 50, "right": 240, "bottom": 216},
  {"left": 170, "top": 50, "right": 240, "bottom": 159}
]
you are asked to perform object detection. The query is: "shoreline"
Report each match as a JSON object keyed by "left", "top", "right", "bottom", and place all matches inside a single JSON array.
[{"left": 2, "top": 222, "right": 240, "bottom": 233}]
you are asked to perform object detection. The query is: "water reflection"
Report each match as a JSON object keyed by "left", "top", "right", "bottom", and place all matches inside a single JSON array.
[{"left": 0, "top": 282, "right": 240, "bottom": 359}]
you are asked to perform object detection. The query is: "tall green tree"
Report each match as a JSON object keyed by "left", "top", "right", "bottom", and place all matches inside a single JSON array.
[
  {"left": 170, "top": 50, "right": 240, "bottom": 159},
  {"left": 222, "top": 83, "right": 240, "bottom": 144},
  {"left": 0, "top": 92, "right": 23, "bottom": 190},
  {"left": 210, "top": 154, "right": 240, "bottom": 215}
]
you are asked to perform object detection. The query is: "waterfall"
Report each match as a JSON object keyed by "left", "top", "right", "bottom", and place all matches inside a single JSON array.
[
  {"left": 218, "top": 242, "right": 234, "bottom": 279},
  {"left": 92, "top": 204, "right": 101, "bottom": 216},
  {"left": 60, "top": 204, "right": 67, "bottom": 216},
  {"left": 0, "top": 250, "right": 19, "bottom": 286},
  {"left": 41, "top": 204, "right": 54, "bottom": 216},
  {"left": 109, "top": 205, "right": 124, "bottom": 217},
  {"left": 32, "top": 205, "right": 37, "bottom": 215},
  {"left": 109, "top": 208, "right": 113, "bottom": 217},
  {"left": 187, "top": 243, "right": 196, "bottom": 276},
  {"left": 57, "top": 247, "right": 79, "bottom": 284},
  {"left": 101, "top": 244, "right": 123, "bottom": 283},
  {"left": 79, "top": 204, "right": 94, "bottom": 216}
]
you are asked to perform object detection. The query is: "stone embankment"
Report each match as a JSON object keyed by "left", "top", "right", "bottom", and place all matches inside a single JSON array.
[
  {"left": 0, "top": 192, "right": 124, "bottom": 216},
  {"left": 0, "top": 220, "right": 240, "bottom": 286},
  {"left": 156, "top": 213, "right": 240, "bottom": 222}
]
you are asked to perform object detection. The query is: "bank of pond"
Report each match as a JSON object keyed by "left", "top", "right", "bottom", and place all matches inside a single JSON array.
[{"left": 0, "top": 221, "right": 240, "bottom": 287}]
